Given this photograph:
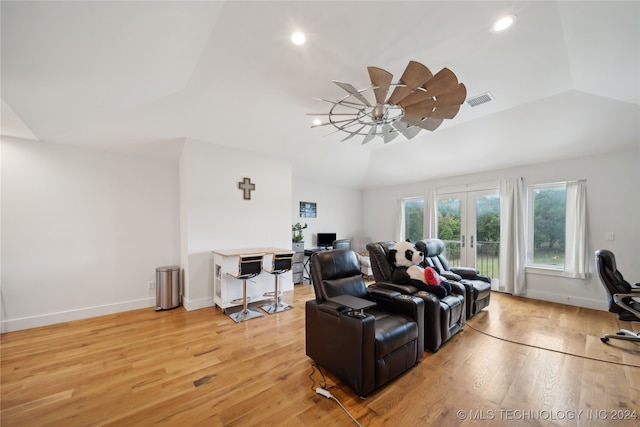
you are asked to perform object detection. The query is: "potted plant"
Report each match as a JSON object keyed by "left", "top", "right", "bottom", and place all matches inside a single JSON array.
[{"left": 292, "top": 222, "right": 308, "bottom": 242}]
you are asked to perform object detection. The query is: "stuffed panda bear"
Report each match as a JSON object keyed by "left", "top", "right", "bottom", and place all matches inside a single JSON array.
[{"left": 388, "top": 240, "right": 451, "bottom": 299}]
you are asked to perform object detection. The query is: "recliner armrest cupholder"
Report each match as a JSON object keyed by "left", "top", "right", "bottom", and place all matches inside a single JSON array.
[{"left": 348, "top": 311, "right": 367, "bottom": 319}]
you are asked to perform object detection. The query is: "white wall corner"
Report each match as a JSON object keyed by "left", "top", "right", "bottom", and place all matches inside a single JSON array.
[{"left": 182, "top": 296, "right": 215, "bottom": 311}]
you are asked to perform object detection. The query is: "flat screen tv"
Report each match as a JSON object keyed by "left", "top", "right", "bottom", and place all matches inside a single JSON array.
[{"left": 317, "top": 233, "right": 337, "bottom": 248}]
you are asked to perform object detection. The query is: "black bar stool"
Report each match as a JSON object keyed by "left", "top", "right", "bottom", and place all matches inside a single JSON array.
[
  {"left": 227, "top": 254, "right": 264, "bottom": 323},
  {"left": 260, "top": 252, "right": 294, "bottom": 314}
]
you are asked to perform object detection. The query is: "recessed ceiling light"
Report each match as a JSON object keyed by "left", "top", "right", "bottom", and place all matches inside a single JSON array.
[
  {"left": 492, "top": 15, "right": 516, "bottom": 33},
  {"left": 312, "top": 118, "right": 322, "bottom": 126},
  {"left": 291, "top": 32, "right": 306, "bottom": 46}
]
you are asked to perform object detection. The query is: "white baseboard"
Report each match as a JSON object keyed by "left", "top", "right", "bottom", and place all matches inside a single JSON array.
[
  {"left": 521, "top": 289, "right": 608, "bottom": 311},
  {"left": 182, "top": 296, "right": 215, "bottom": 311},
  {"left": 1, "top": 297, "right": 156, "bottom": 333}
]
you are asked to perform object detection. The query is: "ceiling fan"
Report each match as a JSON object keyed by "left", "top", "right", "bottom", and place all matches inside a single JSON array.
[{"left": 311, "top": 60, "right": 466, "bottom": 144}]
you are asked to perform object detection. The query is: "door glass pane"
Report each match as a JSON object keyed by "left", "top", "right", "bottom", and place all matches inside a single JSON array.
[
  {"left": 475, "top": 193, "right": 500, "bottom": 278},
  {"left": 437, "top": 198, "right": 461, "bottom": 267}
]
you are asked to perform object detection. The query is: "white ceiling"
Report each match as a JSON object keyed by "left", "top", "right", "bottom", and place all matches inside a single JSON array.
[{"left": 2, "top": 1, "right": 639, "bottom": 189}]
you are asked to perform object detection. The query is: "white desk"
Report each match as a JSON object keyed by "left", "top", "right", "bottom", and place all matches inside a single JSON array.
[{"left": 211, "top": 247, "right": 294, "bottom": 313}]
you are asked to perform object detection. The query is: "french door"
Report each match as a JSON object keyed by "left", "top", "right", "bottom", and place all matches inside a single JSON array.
[{"left": 436, "top": 189, "right": 500, "bottom": 281}]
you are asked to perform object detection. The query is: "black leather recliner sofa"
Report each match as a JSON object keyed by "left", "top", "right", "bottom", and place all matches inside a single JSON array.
[
  {"left": 366, "top": 241, "right": 465, "bottom": 352},
  {"left": 305, "top": 249, "right": 424, "bottom": 397},
  {"left": 415, "top": 239, "right": 491, "bottom": 318}
]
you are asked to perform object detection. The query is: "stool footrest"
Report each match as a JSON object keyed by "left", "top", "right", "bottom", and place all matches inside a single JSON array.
[{"left": 262, "top": 291, "right": 282, "bottom": 298}]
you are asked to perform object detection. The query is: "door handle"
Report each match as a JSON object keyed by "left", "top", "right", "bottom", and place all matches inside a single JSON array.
[
  {"left": 471, "top": 235, "right": 474, "bottom": 248},
  {"left": 461, "top": 235, "right": 465, "bottom": 248}
]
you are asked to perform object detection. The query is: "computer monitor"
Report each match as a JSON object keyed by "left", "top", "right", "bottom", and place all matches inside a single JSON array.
[{"left": 317, "top": 233, "right": 337, "bottom": 248}]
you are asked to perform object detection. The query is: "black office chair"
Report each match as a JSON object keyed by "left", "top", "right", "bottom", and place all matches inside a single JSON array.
[
  {"left": 595, "top": 249, "right": 640, "bottom": 343},
  {"left": 331, "top": 239, "right": 351, "bottom": 250},
  {"left": 227, "top": 254, "right": 264, "bottom": 323},
  {"left": 260, "top": 252, "right": 294, "bottom": 314}
]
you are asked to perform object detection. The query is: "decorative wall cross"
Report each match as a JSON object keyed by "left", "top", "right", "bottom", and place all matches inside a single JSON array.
[{"left": 238, "top": 177, "right": 255, "bottom": 200}]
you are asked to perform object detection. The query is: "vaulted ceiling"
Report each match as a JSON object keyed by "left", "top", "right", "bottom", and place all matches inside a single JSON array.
[{"left": 2, "top": 1, "right": 639, "bottom": 189}]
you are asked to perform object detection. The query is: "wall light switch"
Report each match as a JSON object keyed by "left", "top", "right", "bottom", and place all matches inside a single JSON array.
[{"left": 605, "top": 232, "right": 615, "bottom": 241}]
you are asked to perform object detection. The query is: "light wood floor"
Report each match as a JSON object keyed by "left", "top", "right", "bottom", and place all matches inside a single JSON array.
[{"left": 2, "top": 285, "right": 639, "bottom": 427}]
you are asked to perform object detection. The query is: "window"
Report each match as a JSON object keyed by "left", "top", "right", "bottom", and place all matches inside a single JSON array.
[
  {"left": 399, "top": 197, "right": 424, "bottom": 242},
  {"left": 527, "top": 183, "right": 566, "bottom": 268}
]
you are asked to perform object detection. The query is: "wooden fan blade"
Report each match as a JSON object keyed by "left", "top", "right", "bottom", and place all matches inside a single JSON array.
[
  {"left": 430, "top": 104, "right": 461, "bottom": 119},
  {"left": 424, "top": 68, "right": 459, "bottom": 97},
  {"left": 368, "top": 66, "right": 393, "bottom": 104},
  {"left": 333, "top": 81, "right": 372, "bottom": 107},
  {"left": 388, "top": 61, "right": 433, "bottom": 105},
  {"left": 434, "top": 83, "right": 467, "bottom": 106},
  {"left": 398, "top": 89, "right": 432, "bottom": 108},
  {"left": 393, "top": 121, "right": 421, "bottom": 139},
  {"left": 403, "top": 98, "right": 436, "bottom": 119}
]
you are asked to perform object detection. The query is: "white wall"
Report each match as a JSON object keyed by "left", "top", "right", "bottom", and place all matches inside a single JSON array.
[
  {"left": 180, "top": 139, "right": 292, "bottom": 310},
  {"left": 362, "top": 147, "right": 640, "bottom": 311},
  {"left": 0, "top": 137, "right": 293, "bottom": 331},
  {"left": 1, "top": 137, "right": 180, "bottom": 332},
  {"left": 3, "top": 135, "right": 635, "bottom": 331},
  {"left": 292, "top": 179, "right": 365, "bottom": 251}
]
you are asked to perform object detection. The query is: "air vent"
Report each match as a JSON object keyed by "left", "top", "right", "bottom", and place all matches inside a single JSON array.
[{"left": 466, "top": 92, "right": 494, "bottom": 107}]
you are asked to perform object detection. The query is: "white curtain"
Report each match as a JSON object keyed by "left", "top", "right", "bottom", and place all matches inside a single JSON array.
[
  {"left": 499, "top": 178, "right": 526, "bottom": 295},
  {"left": 425, "top": 189, "right": 438, "bottom": 239},
  {"left": 564, "top": 180, "right": 588, "bottom": 279},
  {"left": 395, "top": 199, "right": 405, "bottom": 242}
]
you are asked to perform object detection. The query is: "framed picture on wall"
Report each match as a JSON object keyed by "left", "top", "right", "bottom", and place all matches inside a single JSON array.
[{"left": 300, "top": 201, "right": 317, "bottom": 218}]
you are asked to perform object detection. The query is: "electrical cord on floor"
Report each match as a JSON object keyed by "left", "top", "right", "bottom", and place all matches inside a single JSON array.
[
  {"left": 465, "top": 322, "right": 640, "bottom": 368},
  {"left": 309, "top": 363, "right": 362, "bottom": 427}
]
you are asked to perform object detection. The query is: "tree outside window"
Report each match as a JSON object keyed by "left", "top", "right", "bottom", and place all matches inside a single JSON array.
[
  {"left": 529, "top": 184, "right": 566, "bottom": 267},
  {"left": 404, "top": 198, "right": 424, "bottom": 242}
]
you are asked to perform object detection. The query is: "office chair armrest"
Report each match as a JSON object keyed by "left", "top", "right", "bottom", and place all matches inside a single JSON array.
[{"left": 613, "top": 293, "right": 640, "bottom": 319}]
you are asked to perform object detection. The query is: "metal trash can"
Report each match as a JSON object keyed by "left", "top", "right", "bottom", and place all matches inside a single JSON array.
[{"left": 156, "top": 266, "right": 181, "bottom": 310}]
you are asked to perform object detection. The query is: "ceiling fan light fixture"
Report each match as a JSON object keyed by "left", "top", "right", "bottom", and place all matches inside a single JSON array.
[
  {"left": 311, "top": 61, "right": 466, "bottom": 144},
  {"left": 492, "top": 15, "right": 516, "bottom": 33}
]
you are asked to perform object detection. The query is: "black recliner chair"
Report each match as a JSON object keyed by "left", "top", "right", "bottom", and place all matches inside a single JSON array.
[
  {"left": 595, "top": 249, "right": 640, "bottom": 344},
  {"left": 305, "top": 249, "right": 424, "bottom": 397},
  {"left": 366, "top": 241, "right": 465, "bottom": 353},
  {"left": 415, "top": 239, "right": 491, "bottom": 319}
]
